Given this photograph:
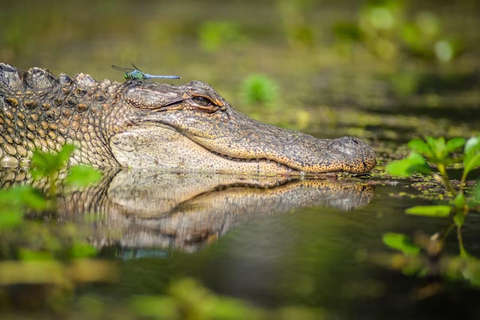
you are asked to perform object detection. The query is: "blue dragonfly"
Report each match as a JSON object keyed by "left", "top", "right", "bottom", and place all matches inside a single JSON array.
[{"left": 111, "top": 63, "right": 181, "bottom": 80}]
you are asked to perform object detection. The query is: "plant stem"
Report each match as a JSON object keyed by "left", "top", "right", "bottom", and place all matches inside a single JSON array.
[
  {"left": 439, "top": 223, "right": 455, "bottom": 242},
  {"left": 457, "top": 224, "right": 468, "bottom": 258},
  {"left": 49, "top": 173, "right": 57, "bottom": 212},
  {"left": 437, "top": 164, "right": 456, "bottom": 196}
]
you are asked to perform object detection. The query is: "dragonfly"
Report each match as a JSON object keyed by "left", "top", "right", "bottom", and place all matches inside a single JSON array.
[{"left": 111, "top": 63, "right": 181, "bottom": 80}]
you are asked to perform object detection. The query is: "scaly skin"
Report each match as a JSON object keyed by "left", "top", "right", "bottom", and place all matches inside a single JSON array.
[{"left": 0, "top": 63, "right": 376, "bottom": 174}]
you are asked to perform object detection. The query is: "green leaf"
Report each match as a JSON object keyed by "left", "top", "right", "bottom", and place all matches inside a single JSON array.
[
  {"left": 386, "top": 152, "right": 431, "bottom": 176},
  {"left": 65, "top": 165, "right": 103, "bottom": 188},
  {"left": 382, "top": 233, "right": 421, "bottom": 255},
  {"left": 56, "top": 144, "right": 76, "bottom": 166},
  {"left": 0, "top": 186, "right": 47, "bottom": 210},
  {"left": 446, "top": 137, "right": 466, "bottom": 152},
  {"left": 15, "top": 186, "right": 47, "bottom": 210},
  {"left": 408, "top": 138, "right": 432, "bottom": 157},
  {"left": 473, "top": 182, "right": 480, "bottom": 203},
  {"left": 463, "top": 137, "right": 480, "bottom": 179},
  {"left": 30, "top": 145, "right": 76, "bottom": 179},
  {"left": 465, "top": 137, "right": 480, "bottom": 156},
  {"left": 454, "top": 212, "right": 465, "bottom": 227},
  {"left": 0, "top": 210, "right": 23, "bottom": 230},
  {"left": 425, "top": 136, "right": 446, "bottom": 161},
  {"left": 453, "top": 193, "right": 466, "bottom": 210},
  {"left": 19, "top": 249, "right": 53, "bottom": 261},
  {"left": 70, "top": 242, "right": 98, "bottom": 258},
  {"left": 406, "top": 205, "right": 452, "bottom": 217}
]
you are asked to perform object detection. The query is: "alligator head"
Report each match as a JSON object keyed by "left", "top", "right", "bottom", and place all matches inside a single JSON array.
[
  {"left": 0, "top": 64, "right": 376, "bottom": 174},
  {"left": 110, "top": 80, "right": 376, "bottom": 174}
]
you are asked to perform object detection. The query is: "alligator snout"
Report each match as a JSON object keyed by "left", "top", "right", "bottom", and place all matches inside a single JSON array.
[{"left": 325, "top": 137, "right": 376, "bottom": 173}]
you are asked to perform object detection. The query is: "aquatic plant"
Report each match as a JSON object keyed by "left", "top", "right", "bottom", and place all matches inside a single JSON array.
[
  {"left": 386, "top": 136, "right": 480, "bottom": 219},
  {"left": 0, "top": 145, "right": 111, "bottom": 310},
  {"left": 378, "top": 136, "right": 480, "bottom": 287},
  {"left": 385, "top": 136, "right": 480, "bottom": 253},
  {"left": 242, "top": 74, "right": 279, "bottom": 109}
]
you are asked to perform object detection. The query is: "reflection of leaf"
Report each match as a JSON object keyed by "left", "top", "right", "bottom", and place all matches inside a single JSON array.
[
  {"left": 382, "top": 233, "right": 421, "bottom": 255},
  {"left": 406, "top": 205, "right": 451, "bottom": 217},
  {"left": 386, "top": 152, "right": 431, "bottom": 176},
  {"left": 65, "top": 165, "right": 103, "bottom": 188}
]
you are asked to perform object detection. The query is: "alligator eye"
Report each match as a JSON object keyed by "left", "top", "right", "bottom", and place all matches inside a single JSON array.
[{"left": 192, "top": 96, "right": 214, "bottom": 107}]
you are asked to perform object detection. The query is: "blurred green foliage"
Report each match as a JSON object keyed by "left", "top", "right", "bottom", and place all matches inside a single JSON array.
[
  {"left": 377, "top": 230, "right": 480, "bottom": 288},
  {"left": 198, "top": 22, "right": 247, "bottom": 52},
  {"left": 276, "top": 0, "right": 318, "bottom": 48},
  {"left": 242, "top": 74, "right": 279, "bottom": 109},
  {"left": 129, "top": 278, "right": 325, "bottom": 320},
  {"left": 0, "top": 145, "right": 113, "bottom": 312},
  {"left": 333, "top": 0, "right": 462, "bottom": 62}
]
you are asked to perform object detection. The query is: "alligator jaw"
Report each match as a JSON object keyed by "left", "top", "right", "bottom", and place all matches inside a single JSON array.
[{"left": 110, "top": 124, "right": 299, "bottom": 174}]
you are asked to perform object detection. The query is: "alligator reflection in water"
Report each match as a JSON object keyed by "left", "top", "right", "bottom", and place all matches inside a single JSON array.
[{"left": 5, "top": 169, "right": 375, "bottom": 252}]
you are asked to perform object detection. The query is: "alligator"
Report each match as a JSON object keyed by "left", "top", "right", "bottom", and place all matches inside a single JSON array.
[{"left": 0, "top": 63, "right": 376, "bottom": 174}]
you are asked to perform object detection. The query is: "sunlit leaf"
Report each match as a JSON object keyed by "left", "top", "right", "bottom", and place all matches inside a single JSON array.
[
  {"left": 463, "top": 137, "right": 480, "bottom": 178},
  {"left": 465, "top": 137, "right": 480, "bottom": 156},
  {"left": 453, "top": 193, "right": 466, "bottom": 210},
  {"left": 446, "top": 137, "right": 465, "bottom": 152},
  {"left": 424, "top": 136, "right": 447, "bottom": 163},
  {"left": 56, "top": 144, "right": 76, "bottom": 166},
  {"left": 406, "top": 205, "right": 452, "bottom": 217},
  {"left": 408, "top": 138, "right": 432, "bottom": 157},
  {"left": 0, "top": 186, "right": 47, "bottom": 211},
  {"left": 382, "top": 233, "right": 420, "bottom": 255},
  {"left": 13, "top": 186, "right": 47, "bottom": 210},
  {"left": 65, "top": 165, "right": 103, "bottom": 188},
  {"left": 386, "top": 152, "right": 431, "bottom": 176},
  {"left": 70, "top": 242, "right": 98, "bottom": 258},
  {"left": 31, "top": 150, "right": 49, "bottom": 171},
  {"left": 30, "top": 144, "right": 76, "bottom": 179}
]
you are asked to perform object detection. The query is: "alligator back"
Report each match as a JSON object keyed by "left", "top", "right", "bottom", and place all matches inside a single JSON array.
[{"left": 0, "top": 63, "right": 121, "bottom": 167}]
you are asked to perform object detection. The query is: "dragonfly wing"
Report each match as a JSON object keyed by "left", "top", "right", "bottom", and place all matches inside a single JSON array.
[{"left": 111, "top": 65, "right": 134, "bottom": 72}]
